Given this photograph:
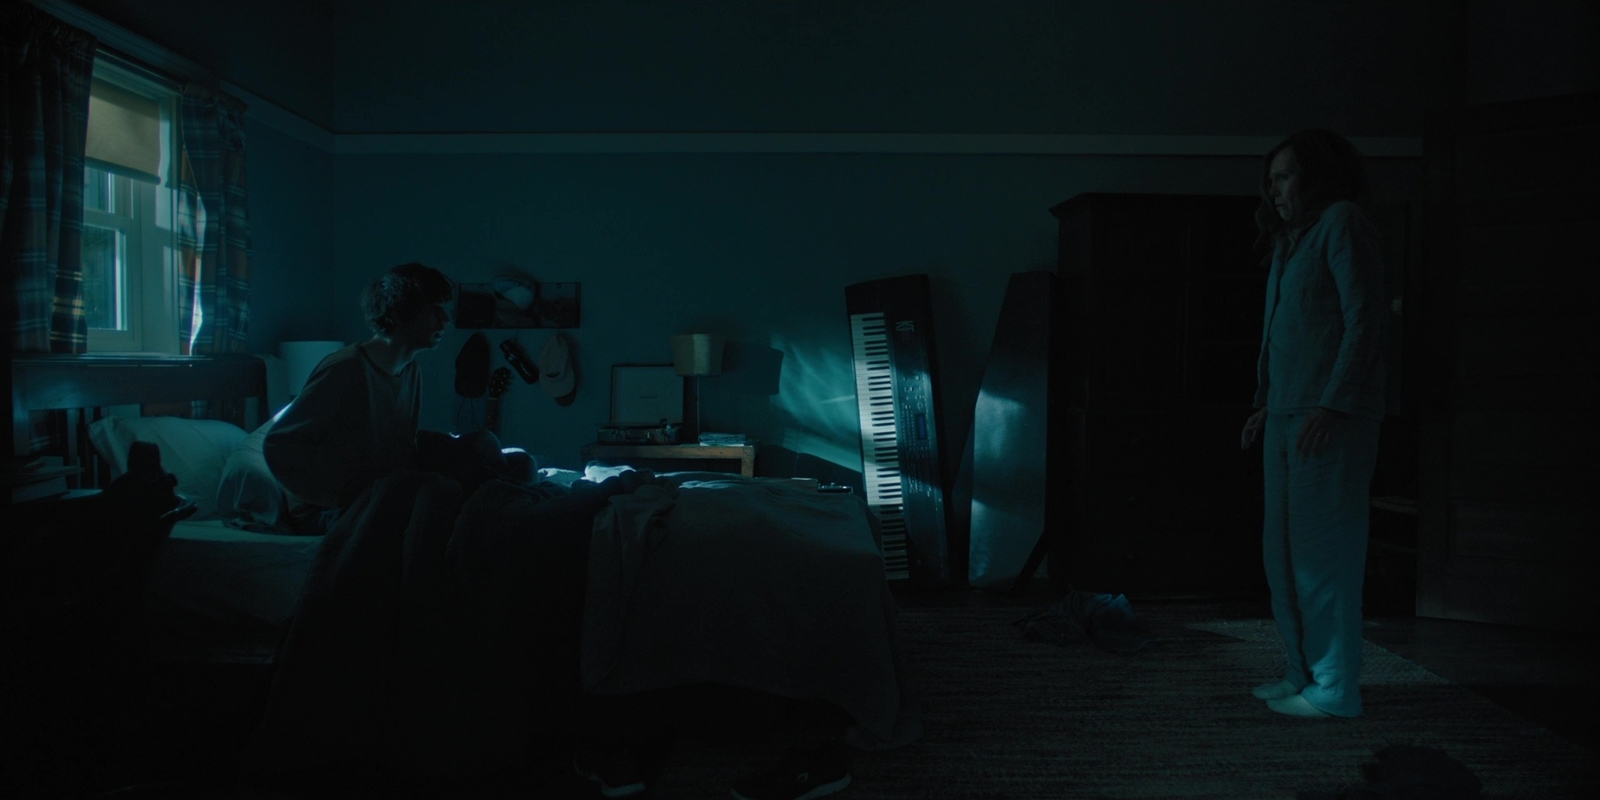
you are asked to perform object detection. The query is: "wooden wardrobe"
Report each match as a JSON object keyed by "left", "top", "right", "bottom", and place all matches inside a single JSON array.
[{"left": 1047, "top": 191, "right": 1414, "bottom": 599}]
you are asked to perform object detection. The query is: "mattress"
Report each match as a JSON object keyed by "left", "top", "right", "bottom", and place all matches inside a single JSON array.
[{"left": 143, "top": 519, "right": 321, "bottom": 662}]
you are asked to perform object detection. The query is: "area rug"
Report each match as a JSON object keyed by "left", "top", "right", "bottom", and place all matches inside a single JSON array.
[{"left": 640, "top": 604, "right": 1595, "bottom": 799}]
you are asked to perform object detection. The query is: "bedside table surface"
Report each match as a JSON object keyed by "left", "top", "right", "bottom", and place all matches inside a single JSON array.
[{"left": 580, "top": 443, "right": 757, "bottom": 477}]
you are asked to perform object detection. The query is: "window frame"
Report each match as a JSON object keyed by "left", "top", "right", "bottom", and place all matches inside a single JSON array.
[{"left": 83, "top": 55, "right": 180, "bottom": 355}]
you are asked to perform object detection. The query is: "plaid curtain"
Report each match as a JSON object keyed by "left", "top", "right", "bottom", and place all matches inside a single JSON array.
[
  {"left": 1, "top": 2, "right": 96, "bottom": 355},
  {"left": 176, "top": 87, "right": 250, "bottom": 355}
]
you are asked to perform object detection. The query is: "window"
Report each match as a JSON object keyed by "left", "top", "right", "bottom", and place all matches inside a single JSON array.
[{"left": 83, "top": 56, "right": 179, "bottom": 353}]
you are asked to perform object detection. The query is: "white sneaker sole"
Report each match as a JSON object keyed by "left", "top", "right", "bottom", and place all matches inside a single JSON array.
[
  {"left": 730, "top": 773, "right": 851, "bottom": 800},
  {"left": 575, "top": 761, "right": 647, "bottom": 798},
  {"left": 1251, "top": 680, "right": 1298, "bottom": 700}
]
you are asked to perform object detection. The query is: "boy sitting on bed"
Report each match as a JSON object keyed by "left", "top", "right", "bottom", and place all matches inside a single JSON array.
[
  {"left": 260, "top": 262, "right": 860, "bottom": 799},
  {"left": 264, "top": 262, "right": 528, "bottom": 534}
]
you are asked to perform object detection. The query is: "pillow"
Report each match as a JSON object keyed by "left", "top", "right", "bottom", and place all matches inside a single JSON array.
[
  {"left": 87, "top": 415, "right": 250, "bottom": 520},
  {"left": 215, "top": 420, "right": 294, "bottom": 533}
]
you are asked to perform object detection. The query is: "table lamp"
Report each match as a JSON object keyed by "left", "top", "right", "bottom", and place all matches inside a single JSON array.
[{"left": 671, "top": 333, "right": 724, "bottom": 440}]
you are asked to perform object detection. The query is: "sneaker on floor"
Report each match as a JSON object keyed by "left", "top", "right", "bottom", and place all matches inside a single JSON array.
[
  {"left": 1251, "top": 680, "right": 1299, "bottom": 700},
  {"left": 1266, "top": 693, "right": 1336, "bottom": 719},
  {"left": 574, "top": 747, "right": 647, "bottom": 798},
  {"left": 730, "top": 745, "right": 852, "bottom": 800}
]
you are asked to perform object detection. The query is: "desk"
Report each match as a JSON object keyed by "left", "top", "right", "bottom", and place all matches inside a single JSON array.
[{"left": 580, "top": 443, "right": 756, "bottom": 478}]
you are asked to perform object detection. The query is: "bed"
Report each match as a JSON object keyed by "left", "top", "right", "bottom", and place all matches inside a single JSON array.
[
  {"left": 3, "top": 353, "right": 920, "bottom": 779},
  {"left": 4, "top": 354, "right": 319, "bottom": 663}
]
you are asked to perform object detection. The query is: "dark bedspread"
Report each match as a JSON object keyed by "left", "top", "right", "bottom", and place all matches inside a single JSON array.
[
  {"left": 582, "top": 474, "right": 919, "bottom": 750},
  {"left": 249, "top": 471, "right": 607, "bottom": 776},
  {"left": 248, "top": 470, "right": 917, "bottom": 778}
]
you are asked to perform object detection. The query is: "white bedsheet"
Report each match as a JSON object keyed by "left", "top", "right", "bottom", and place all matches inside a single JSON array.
[{"left": 147, "top": 519, "right": 321, "bottom": 632}]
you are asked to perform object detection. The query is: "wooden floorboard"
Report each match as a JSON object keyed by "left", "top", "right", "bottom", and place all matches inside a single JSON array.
[
  {"left": 34, "top": 588, "right": 1593, "bottom": 797},
  {"left": 897, "top": 585, "right": 1597, "bottom": 756}
]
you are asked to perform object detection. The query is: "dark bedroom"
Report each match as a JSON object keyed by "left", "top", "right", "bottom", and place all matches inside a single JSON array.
[{"left": 2, "top": 1, "right": 1595, "bottom": 798}]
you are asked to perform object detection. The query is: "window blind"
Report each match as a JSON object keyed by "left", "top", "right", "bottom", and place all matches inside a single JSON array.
[{"left": 87, "top": 78, "right": 162, "bottom": 184}]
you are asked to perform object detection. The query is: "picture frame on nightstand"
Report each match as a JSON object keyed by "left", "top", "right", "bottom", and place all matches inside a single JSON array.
[{"left": 610, "top": 364, "right": 684, "bottom": 427}]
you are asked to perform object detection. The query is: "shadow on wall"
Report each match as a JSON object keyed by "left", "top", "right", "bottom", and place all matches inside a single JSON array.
[
  {"left": 756, "top": 445, "right": 865, "bottom": 495},
  {"left": 697, "top": 338, "right": 786, "bottom": 440},
  {"left": 717, "top": 339, "right": 784, "bottom": 396},
  {"left": 705, "top": 339, "right": 867, "bottom": 489}
]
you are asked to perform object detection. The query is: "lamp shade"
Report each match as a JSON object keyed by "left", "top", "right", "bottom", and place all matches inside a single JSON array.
[
  {"left": 280, "top": 340, "right": 345, "bottom": 397},
  {"left": 671, "top": 333, "right": 725, "bottom": 377}
]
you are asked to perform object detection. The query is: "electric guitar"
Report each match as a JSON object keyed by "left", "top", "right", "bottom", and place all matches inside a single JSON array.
[{"left": 485, "top": 367, "right": 512, "bottom": 435}]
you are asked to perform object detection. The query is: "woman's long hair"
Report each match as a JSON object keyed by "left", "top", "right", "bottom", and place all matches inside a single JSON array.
[{"left": 1253, "top": 128, "right": 1371, "bottom": 266}]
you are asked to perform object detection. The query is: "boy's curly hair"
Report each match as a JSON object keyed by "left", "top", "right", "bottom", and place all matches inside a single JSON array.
[{"left": 361, "top": 262, "right": 454, "bottom": 335}]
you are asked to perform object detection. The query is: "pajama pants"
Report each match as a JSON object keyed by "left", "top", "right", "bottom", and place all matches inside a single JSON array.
[{"left": 1262, "top": 411, "right": 1381, "bottom": 717}]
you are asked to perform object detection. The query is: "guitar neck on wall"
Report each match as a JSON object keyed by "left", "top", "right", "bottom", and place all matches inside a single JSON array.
[{"left": 485, "top": 367, "right": 512, "bottom": 436}]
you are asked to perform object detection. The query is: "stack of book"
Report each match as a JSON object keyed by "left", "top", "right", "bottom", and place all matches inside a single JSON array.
[
  {"left": 698, "top": 432, "right": 747, "bottom": 446},
  {"left": 3, "top": 455, "right": 79, "bottom": 504}
]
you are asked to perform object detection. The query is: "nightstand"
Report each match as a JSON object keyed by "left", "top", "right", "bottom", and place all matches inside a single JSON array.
[
  {"left": 580, "top": 442, "right": 757, "bottom": 477},
  {"left": 1, "top": 489, "right": 195, "bottom": 799}
]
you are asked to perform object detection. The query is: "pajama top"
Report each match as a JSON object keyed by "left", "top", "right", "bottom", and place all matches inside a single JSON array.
[{"left": 1253, "top": 200, "right": 1388, "bottom": 421}]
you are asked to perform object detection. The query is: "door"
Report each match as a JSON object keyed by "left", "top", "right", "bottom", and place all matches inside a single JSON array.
[{"left": 1417, "top": 91, "right": 1600, "bottom": 630}]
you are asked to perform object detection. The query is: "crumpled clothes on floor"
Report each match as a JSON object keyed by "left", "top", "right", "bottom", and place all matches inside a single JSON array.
[
  {"left": 1013, "top": 591, "right": 1156, "bottom": 654},
  {"left": 1298, "top": 745, "right": 1483, "bottom": 800}
]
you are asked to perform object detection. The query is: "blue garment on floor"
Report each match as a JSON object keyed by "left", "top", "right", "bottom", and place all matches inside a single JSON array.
[{"left": 1014, "top": 591, "right": 1156, "bottom": 654}]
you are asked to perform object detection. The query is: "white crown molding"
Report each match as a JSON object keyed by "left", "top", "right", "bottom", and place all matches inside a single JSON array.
[
  {"left": 332, "top": 132, "right": 1421, "bottom": 157},
  {"left": 30, "top": 1, "right": 1420, "bottom": 159},
  {"left": 223, "top": 84, "right": 337, "bottom": 152},
  {"left": 31, "top": 0, "right": 213, "bottom": 84},
  {"left": 29, "top": 0, "right": 335, "bottom": 152}
]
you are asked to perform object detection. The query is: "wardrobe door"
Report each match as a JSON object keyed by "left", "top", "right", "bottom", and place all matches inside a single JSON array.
[
  {"left": 1051, "top": 194, "right": 1265, "bottom": 597},
  {"left": 1417, "top": 91, "right": 1599, "bottom": 630}
]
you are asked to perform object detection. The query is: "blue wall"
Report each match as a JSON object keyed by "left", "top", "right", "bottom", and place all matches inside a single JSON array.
[
  {"left": 322, "top": 151, "right": 1421, "bottom": 472},
  {"left": 57, "top": 0, "right": 1592, "bottom": 475},
  {"left": 240, "top": 120, "right": 335, "bottom": 353}
]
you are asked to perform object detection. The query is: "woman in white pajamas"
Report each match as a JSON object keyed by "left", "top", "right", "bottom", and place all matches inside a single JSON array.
[{"left": 1239, "top": 129, "right": 1387, "bottom": 719}]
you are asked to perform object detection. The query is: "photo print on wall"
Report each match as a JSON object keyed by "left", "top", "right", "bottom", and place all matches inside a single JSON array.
[{"left": 456, "top": 280, "right": 581, "bottom": 329}]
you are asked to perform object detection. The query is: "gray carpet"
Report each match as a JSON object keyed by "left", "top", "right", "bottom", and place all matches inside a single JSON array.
[{"left": 640, "top": 604, "right": 1595, "bottom": 799}]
